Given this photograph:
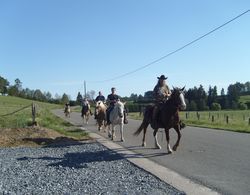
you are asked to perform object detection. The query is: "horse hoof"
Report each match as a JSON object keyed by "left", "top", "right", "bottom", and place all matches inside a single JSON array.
[
  {"left": 168, "top": 150, "right": 173, "bottom": 154},
  {"left": 155, "top": 145, "right": 161, "bottom": 149},
  {"left": 173, "top": 145, "right": 178, "bottom": 151},
  {"left": 121, "top": 139, "right": 124, "bottom": 142},
  {"left": 142, "top": 143, "right": 146, "bottom": 147}
]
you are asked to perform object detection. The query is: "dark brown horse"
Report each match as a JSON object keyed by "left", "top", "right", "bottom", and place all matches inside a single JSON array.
[{"left": 134, "top": 87, "right": 186, "bottom": 153}]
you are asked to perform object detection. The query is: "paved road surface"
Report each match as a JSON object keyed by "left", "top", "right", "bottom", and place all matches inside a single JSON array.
[{"left": 53, "top": 110, "right": 250, "bottom": 195}]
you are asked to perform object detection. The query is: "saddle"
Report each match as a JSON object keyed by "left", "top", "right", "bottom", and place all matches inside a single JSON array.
[{"left": 150, "top": 103, "right": 185, "bottom": 130}]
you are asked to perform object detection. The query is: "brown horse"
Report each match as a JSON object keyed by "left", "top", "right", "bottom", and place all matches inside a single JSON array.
[
  {"left": 134, "top": 87, "right": 186, "bottom": 153},
  {"left": 95, "top": 101, "right": 107, "bottom": 131},
  {"left": 81, "top": 102, "right": 91, "bottom": 124}
]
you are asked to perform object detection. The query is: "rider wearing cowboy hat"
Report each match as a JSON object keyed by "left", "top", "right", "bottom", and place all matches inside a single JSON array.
[{"left": 152, "top": 75, "right": 171, "bottom": 129}]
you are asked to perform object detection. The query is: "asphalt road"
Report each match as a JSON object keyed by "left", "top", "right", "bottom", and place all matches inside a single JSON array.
[{"left": 53, "top": 110, "right": 250, "bottom": 195}]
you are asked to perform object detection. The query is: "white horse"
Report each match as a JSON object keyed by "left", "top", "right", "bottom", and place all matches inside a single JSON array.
[{"left": 108, "top": 100, "right": 126, "bottom": 142}]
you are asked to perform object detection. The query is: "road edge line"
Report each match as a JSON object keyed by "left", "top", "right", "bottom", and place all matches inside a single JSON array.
[{"left": 84, "top": 129, "right": 220, "bottom": 195}]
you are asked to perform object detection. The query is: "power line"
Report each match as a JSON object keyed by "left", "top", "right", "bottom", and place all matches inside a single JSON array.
[{"left": 90, "top": 9, "right": 249, "bottom": 83}]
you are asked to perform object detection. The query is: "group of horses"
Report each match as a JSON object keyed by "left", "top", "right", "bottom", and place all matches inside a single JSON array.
[{"left": 65, "top": 87, "right": 187, "bottom": 154}]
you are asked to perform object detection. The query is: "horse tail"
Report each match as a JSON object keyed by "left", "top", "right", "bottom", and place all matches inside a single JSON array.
[{"left": 134, "top": 105, "right": 152, "bottom": 136}]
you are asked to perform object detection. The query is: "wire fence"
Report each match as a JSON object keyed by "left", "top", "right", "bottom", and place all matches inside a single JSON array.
[{"left": 0, "top": 104, "right": 32, "bottom": 117}]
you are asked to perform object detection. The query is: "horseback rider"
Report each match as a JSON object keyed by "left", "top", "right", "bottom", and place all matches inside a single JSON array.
[
  {"left": 106, "top": 87, "right": 128, "bottom": 125},
  {"left": 94, "top": 91, "right": 106, "bottom": 119},
  {"left": 81, "top": 98, "right": 92, "bottom": 117},
  {"left": 106, "top": 87, "right": 119, "bottom": 125},
  {"left": 95, "top": 91, "right": 106, "bottom": 102},
  {"left": 64, "top": 102, "right": 70, "bottom": 113},
  {"left": 152, "top": 75, "right": 171, "bottom": 129}
]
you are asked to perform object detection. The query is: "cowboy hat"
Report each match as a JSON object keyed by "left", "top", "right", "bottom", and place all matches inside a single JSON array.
[{"left": 157, "top": 75, "right": 168, "bottom": 80}]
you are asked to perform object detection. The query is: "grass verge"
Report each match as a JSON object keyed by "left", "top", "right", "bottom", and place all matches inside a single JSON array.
[
  {"left": 129, "top": 110, "right": 250, "bottom": 133},
  {"left": 0, "top": 96, "right": 89, "bottom": 140}
]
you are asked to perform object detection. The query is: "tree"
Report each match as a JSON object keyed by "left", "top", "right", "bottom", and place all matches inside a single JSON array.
[
  {"left": 61, "top": 93, "right": 69, "bottom": 104},
  {"left": 207, "top": 85, "right": 218, "bottom": 109},
  {"left": 221, "top": 88, "right": 225, "bottom": 96},
  {"left": 33, "top": 89, "right": 46, "bottom": 101},
  {"left": 44, "top": 92, "right": 52, "bottom": 101},
  {"left": 76, "top": 92, "right": 83, "bottom": 105},
  {"left": 245, "top": 82, "right": 250, "bottom": 92},
  {"left": 144, "top": 91, "right": 154, "bottom": 101},
  {"left": 189, "top": 100, "right": 197, "bottom": 111},
  {"left": 14, "top": 78, "right": 22, "bottom": 92},
  {"left": 130, "top": 93, "right": 138, "bottom": 102},
  {"left": 239, "top": 102, "right": 248, "bottom": 110},
  {"left": 227, "top": 82, "right": 244, "bottom": 107},
  {"left": 87, "top": 90, "right": 95, "bottom": 100},
  {"left": 0, "top": 76, "right": 9, "bottom": 95},
  {"left": 211, "top": 103, "right": 221, "bottom": 111},
  {"left": 8, "top": 86, "right": 18, "bottom": 96}
]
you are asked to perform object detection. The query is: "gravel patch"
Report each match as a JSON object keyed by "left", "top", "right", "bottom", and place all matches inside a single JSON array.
[{"left": 0, "top": 142, "right": 184, "bottom": 195}]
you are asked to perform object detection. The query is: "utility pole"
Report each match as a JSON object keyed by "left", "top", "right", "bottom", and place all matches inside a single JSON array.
[{"left": 84, "top": 80, "right": 87, "bottom": 98}]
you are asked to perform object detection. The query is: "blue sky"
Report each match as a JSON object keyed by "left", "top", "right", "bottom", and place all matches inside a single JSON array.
[{"left": 0, "top": 0, "right": 249, "bottom": 99}]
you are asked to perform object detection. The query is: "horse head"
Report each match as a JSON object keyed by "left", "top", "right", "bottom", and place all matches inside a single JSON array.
[
  {"left": 115, "top": 100, "right": 125, "bottom": 118},
  {"left": 95, "top": 101, "right": 106, "bottom": 115},
  {"left": 171, "top": 87, "right": 186, "bottom": 110}
]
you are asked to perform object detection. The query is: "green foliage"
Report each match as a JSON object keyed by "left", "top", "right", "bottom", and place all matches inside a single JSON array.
[
  {"left": 61, "top": 93, "right": 69, "bottom": 104},
  {"left": 211, "top": 103, "right": 221, "bottom": 111},
  {"left": 0, "top": 76, "right": 9, "bottom": 94},
  {"left": 0, "top": 96, "right": 88, "bottom": 139},
  {"left": 189, "top": 100, "right": 197, "bottom": 111},
  {"left": 76, "top": 92, "right": 83, "bottom": 105},
  {"left": 239, "top": 102, "right": 248, "bottom": 110},
  {"left": 126, "top": 103, "right": 140, "bottom": 112}
]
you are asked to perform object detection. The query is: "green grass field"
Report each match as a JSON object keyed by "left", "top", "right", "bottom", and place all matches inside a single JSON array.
[
  {"left": 239, "top": 95, "right": 250, "bottom": 103},
  {"left": 0, "top": 96, "right": 88, "bottom": 139},
  {"left": 129, "top": 110, "right": 250, "bottom": 133}
]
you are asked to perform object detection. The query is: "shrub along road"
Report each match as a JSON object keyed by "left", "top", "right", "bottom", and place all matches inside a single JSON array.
[{"left": 53, "top": 109, "right": 250, "bottom": 195}]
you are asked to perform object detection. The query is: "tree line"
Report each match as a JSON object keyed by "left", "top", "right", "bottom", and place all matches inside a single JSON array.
[
  {"left": 123, "top": 82, "right": 250, "bottom": 111},
  {"left": 1, "top": 75, "right": 249, "bottom": 110},
  {"left": 0, "top": 76, "right": 70, "bottom": 104}
]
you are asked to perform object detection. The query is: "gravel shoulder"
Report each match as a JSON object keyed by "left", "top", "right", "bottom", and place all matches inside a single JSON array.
[{"left": 0, "top": 141, "right": 184, "bottom": 195}]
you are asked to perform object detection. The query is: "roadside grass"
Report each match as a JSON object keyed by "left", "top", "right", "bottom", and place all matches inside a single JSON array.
[
  {"left": 239, "top": 95, "right": 250, "bottom": 103},
  {"left": 0, "top": 96, "right": 89, "bottom": 139},
  {"left": 129, "top": 110, "right": 250, "bottom": 133}
]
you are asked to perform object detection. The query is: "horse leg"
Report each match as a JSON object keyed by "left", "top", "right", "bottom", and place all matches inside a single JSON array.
[
  {"left": 86, "top": 115, "right": 89, "bottom": 124},
  {"left": 153, "top": 129, "right": 161, "bottom": 149},
  {"left": 111, "top": 125, "right": 115, "bottom": 141},
  {"left": 120, "top": 123, "right": 124, "bottom": 142},
  {"left": 142, "top": 122, "right": 149, "bottom": 147},
  {"left": 173, "top": 125, "right": 181, "bottom": 151},
  {"left": 165, "top": 129, "right": 173, "bottom": 153}
]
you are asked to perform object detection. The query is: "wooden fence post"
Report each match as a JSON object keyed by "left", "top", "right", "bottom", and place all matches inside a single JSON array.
[
  {"left": 249, "top": 118, "right": 250, "bottom": 126},
  {"left": 226, "top": 116, "right": 229, "bottom": 124},
  {"left": 32, "top": 102, "right": 37, "bottom": 126},
  {"left": 212, "top": 115, "right": 214, "bottom": 122},
  {"left": 186, "top": 112, "right": 188, "bottom": 119}
]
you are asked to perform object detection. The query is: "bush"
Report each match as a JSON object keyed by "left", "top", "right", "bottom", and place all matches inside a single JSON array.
[
  {"left": 239, "top": 102, "right": 248, "bottom": 110},
  {"left": 211, "top": 103, "right": 221, "bottom": 111}
]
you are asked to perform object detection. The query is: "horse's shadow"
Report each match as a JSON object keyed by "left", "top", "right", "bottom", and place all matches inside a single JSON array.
[
  {"left": 17, "top": 143, "right": 124, "bottom": 169},
  {"left": 22, "top": 137, "right": 86, "bottom": 148}
]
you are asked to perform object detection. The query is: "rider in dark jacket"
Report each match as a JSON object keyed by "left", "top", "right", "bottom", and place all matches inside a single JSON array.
[
  {"left": 106, "top": 87, "right": 119, "bottom": 124},
  {"left": 95, "top": 91, "right": 105, "bottom": 102}
]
